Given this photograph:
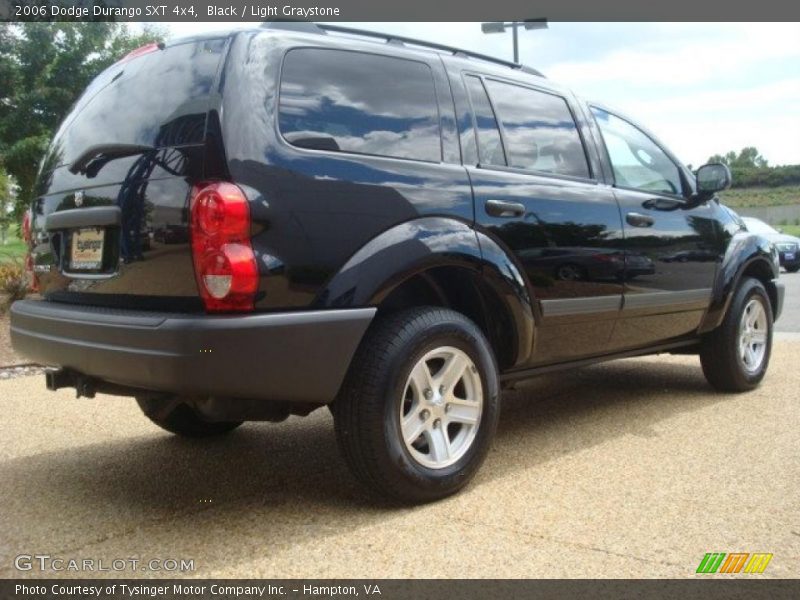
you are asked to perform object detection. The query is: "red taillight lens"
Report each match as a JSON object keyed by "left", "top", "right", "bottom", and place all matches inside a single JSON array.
[
  {"left": 22, "top": 210, "right": 31, "bottom": 244},
  {"left": 190, "top": 182, "right": 258, "bottom": 313},
  {"left": 120, "top": 42, "right": 162, "bottom": 63}
]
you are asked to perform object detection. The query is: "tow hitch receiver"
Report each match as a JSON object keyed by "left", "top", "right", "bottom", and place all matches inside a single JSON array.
[{"left": 45, "top": 368, "right": 97, "bottom": 398}]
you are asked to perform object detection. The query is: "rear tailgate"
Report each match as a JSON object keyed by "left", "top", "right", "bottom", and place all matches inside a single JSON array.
[{"left": 31, "top": 36, "right": 229, "bottom": 311}]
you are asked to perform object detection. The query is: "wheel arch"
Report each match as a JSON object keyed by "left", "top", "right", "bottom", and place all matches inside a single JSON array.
[
  {"left": 699, "top": 232, "right": 780, "bottom": 334},
  {"left": 316, "top": 217, "right": 535, "bottom": 369}
]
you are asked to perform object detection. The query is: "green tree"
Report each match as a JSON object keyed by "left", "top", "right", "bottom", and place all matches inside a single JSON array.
[
  {"left": 731, "top": 147, "right": 768, "bottom": 169},
  {"left": 0, "top": 23, "right": 166, "bottom": 218},
  {"left": 707, "top": 151, "right": 737, "bottom": 166},
  {"left": 707, "top": 147, "right": 768, "bottom": 169}
]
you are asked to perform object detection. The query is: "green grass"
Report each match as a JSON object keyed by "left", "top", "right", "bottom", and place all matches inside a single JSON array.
[
  {"left": 780, "top": 224, "right": 800, "bottom": 237},
  {"left": 0, "top": 232, "right": 27, "bottom": 264},
  {"left": 719, "top": 185, "right": 800, "bottom": 208}
]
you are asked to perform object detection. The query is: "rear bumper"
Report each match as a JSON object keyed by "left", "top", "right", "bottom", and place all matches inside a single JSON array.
[{"left": 10, "top": 300, "right": 375, "bottom": 404}]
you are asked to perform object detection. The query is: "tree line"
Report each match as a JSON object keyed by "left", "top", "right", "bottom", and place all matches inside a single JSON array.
[{"left": 706, "top": 147, "right": 800, "bottom": 189}]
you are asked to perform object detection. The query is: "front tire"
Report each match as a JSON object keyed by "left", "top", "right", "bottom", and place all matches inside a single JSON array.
[
  {"left": 136, "top": 397, "right": 243, "bottom": 438},
  {"left": 700, "top": 277, "right": 773, "bottom": 392},
  {"left": 332, "top": 307, "right": 500, "bottom": 503}
]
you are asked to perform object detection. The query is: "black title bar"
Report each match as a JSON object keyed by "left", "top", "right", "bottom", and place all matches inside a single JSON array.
[{"left": 2, "top": 0, "right": 800, "bottom": 21}]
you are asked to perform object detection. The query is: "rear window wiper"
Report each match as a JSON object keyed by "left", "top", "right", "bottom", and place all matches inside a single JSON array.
[{"left": 69, "top": 143, "right": 154, "bottom": 177}]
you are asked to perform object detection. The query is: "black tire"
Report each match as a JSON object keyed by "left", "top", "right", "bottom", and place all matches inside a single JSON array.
[
  {"left": 786, "top": 266, "right": 799, "bottom": 273},
  {"left": 700, "top": 277, "right": 773, "bottom": 392},
  {"left": 136, "top": 397, "right": 242, "bottom": 438},
  {"left": 332, "top": 307, "right": 500, "bottom": 504}
]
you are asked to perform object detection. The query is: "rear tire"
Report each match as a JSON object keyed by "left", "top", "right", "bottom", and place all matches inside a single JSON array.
[
  {"left": 136, "top": 397, "right": 242, "bottom": 438},
  {"left": 332, "top": 307, "right": 500, "bottom": 504},
  {"left": 700, "top": 277, "right": 773, "bottom": 392},
  {"left": 786, "top": 266, "right": 799, "bottom": 273}
]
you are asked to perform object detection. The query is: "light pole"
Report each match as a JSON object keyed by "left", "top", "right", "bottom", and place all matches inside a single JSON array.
[{"left": 480, "top": 19, "right": 548, "bottom": 64}]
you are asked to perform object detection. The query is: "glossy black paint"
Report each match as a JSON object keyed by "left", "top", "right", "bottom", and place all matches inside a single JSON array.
[{"left": 24, "top": 24, "right": 783, "bottom": 386}]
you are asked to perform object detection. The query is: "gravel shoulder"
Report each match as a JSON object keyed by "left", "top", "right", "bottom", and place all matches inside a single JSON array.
[{"left": 0, "top": 310, "right": 27, "bottom": 366}]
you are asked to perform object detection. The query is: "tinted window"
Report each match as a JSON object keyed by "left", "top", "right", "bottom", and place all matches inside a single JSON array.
[
  {"left": 45, "top": 39, "right": 226, "bottom": 170},
  {"left": 483, "top": 80, "right": 590, "bottom": 178},
  {"left": 463, "top": 75, "right": 506, "bottom": 167},
  {"left": 279, "top": 49, "right": 441, "bottom": 162},
  {"left": 591, "top": 107, "right": 682, "bottom": 195}
]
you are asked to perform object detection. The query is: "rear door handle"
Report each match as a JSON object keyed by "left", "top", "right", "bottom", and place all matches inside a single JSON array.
[
  {"left": 486, "top": 200, "right": 525, "bottom": 218},
  {"left": 626, "top": 212, "right": 655, "bottom": 228}
]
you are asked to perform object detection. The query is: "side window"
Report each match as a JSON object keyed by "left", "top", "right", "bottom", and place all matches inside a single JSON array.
[
  {"left": 463, "top": 75, "right": 506, "bottom": 167},
  {"left": 483, "top": 79, "right": 590, "bottom": 178},
  {"left": 279, "top": 49, "right": 441, "bottom": 162},
  {"left": 591, "top": 107, "right": 682, "bottom": 195}
]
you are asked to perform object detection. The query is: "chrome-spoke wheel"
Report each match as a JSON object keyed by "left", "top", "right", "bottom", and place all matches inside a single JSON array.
[
  {"left": 738, "top": 298, "right": 768, "bottom": 374},
  {"left": 400, "top": 346, "right": 483, "bottom": 469}
]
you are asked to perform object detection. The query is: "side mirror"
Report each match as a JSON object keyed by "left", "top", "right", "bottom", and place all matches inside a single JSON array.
[{"left": 696, "top": 163, "right": 732, "bottom": 194}]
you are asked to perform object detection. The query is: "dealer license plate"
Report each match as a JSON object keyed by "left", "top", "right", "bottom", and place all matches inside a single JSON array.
[{"left": 70, "top": 227, "right": 105, "bottom": 271}]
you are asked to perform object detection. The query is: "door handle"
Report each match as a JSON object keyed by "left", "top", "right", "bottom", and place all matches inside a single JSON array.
[
  {"left": 626, "top": 212, "right": 655, "bottom": 228},
  {"left": 486, "top": 200, "right": 525, "bottom": 218}
]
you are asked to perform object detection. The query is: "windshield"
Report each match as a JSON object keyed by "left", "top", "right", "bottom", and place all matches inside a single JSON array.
[{"left": 742, "top": 217, "right": 778, "bottom": 235}]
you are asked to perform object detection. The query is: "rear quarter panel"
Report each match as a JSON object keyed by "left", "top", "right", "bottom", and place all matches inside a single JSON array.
[{"left": 220, "top": 31, "right": 474, "bottom": 310}]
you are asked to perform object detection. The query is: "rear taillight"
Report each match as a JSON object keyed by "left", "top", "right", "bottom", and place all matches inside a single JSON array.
[
  {"left": 190, "top": 182, "right": 258, "bottom": 313},
  {"left": 22, "top": 209, "right": 31, "bottom": 244}
]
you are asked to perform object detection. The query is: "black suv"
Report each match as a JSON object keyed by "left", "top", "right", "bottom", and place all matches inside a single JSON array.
[{"left": 11, "top": 23, "right": 784, "bottom": 503}]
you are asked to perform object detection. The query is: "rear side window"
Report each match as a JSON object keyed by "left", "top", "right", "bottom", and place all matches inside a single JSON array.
[
  {"left": 279, "top": 49, "right": 441, "bottom": 163},
  {"left": 463, "top": 75, "right": 506, "bottom": 167},
  {"left": 483, "top": 79, "right": 590, "bottom": 179},
  {"left": 45, "top": 39, "right": 226, "bottom": 169}
]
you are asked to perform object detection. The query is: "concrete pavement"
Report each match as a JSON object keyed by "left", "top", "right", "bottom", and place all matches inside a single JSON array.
[
  {"left": 1, "top": 343, "right": 798, "bottom": 579},
  {"left": 776, "top": 270, "right": 800, "bottom": 333}
]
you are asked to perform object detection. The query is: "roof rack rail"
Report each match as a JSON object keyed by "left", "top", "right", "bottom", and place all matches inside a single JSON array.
[
  {"left": 260, "top": 21, "right": 545, "bottom": 78},
  {"left": 320, "top": 24, "right": 546, "bottom": 78},
  {"left": 260, "top": 21, "right": 327, "bottom": 34}
]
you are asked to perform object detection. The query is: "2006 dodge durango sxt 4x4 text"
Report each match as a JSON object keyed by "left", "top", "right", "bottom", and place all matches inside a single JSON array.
[{"left": 11, "top": 23, "right": 785, "bottom": 503}]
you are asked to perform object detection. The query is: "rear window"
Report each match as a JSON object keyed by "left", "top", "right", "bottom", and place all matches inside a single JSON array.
[
  {"left": 44, "top": 38, "right": 227, "bottom": 170},
  {"left": 279, "top": 48, "right": 441, "bottom": 163}
]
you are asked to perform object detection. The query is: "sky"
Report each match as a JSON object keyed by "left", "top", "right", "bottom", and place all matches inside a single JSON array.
[{"left": 161, "top": 22, "right": 800, "bottom": 167}]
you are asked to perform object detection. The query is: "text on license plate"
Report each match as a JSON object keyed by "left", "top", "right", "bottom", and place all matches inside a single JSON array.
[
  {"left": 785, "top": 252, "right": 795, "bottom": 261},
  {"left": 70, "top": 228, "right": 105, "bottom": 270}
]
